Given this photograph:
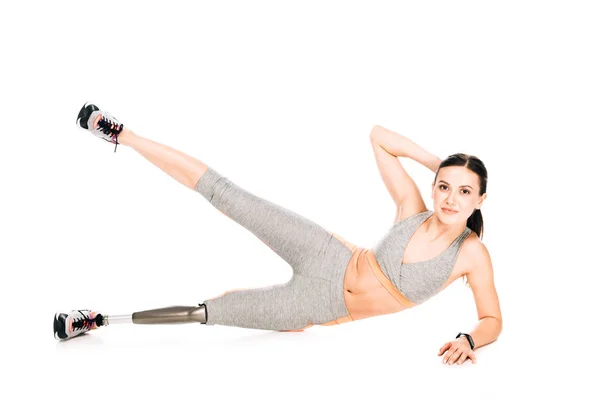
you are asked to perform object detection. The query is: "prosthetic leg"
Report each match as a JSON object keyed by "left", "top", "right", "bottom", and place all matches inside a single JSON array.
[{"left": 53, "top": 304, "right": 208, "bottom": 340}]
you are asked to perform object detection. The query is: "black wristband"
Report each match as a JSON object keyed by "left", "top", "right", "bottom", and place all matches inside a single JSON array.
[{"left": 456, "top": 332, "right": 475, "bottom": 350}]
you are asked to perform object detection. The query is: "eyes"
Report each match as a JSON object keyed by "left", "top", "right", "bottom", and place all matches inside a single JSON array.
[{"left": 439, "top": 184, "right": 471, "bottom": 195}]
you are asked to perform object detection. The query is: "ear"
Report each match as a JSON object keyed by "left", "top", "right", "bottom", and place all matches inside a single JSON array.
[{"left": 476, "top": 193, "right": 487, "bottom": 209}]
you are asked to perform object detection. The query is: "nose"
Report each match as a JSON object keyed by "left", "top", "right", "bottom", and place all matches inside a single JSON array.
[{"left": 446, "top": 191, "right": 458, "bottom": 206}]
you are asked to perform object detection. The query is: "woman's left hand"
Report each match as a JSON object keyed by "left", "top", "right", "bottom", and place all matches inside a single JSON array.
[{"left": 438, "top": 338, "right": 477, "bottom": 365}]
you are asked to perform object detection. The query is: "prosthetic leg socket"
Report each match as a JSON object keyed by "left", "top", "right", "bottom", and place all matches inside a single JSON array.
[{"left": 131, "top": 304, "right": 207, "bottom": 325}]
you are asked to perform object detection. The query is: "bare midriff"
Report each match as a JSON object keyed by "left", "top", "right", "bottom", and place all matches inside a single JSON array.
[
  {"left": 310, "top": 232, "right": 417, "bottom": 329},
  {"left": 343, "top": 246, "right": 417, "bottom": 319}
]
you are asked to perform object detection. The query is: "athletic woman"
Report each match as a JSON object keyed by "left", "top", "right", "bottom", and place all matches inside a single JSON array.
[{"left": 54, "top": 103, "right": 502, "bottom": 365}]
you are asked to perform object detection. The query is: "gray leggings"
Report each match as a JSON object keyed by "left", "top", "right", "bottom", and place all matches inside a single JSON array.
[{"left": 195, "top": 168, "right": 353, "bottom": 331}]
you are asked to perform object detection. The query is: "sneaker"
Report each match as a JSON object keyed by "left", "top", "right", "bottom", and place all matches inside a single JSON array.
[
  {"left": 54, "top": 309, "right": 105, "bottom": 340},
  {"left": 76, "top": 102, "right": 123, "bottom": 152}
]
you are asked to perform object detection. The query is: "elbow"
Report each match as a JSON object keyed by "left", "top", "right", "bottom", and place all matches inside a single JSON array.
[
  {"left": 493, "top": 315, "right": 503, "bottom": 330},
  {"left": 490, "top": 316, "right": 503, "bottom": 335},
  {"left": 481, "top": 315, "right": 503, "bottom": 333}
]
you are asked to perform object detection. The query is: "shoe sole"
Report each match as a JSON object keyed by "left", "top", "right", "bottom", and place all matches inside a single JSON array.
[
  {"left": 75, "top": 101, "right": 89, "bottom": 128},
  {"left": 53, "top": 312, "right": 68, "bottom": 340}
]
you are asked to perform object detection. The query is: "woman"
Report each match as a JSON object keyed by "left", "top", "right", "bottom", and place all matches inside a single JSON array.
[{"left": 55, "top": 103, "right": 502, "bottom": 365}]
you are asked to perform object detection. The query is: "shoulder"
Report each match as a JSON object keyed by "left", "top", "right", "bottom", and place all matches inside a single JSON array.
[
  {"left": 461, "top": 233, "right": 492, "bottom": 275},
  {"left": 395, "top": 207, "right": 430, "bottom": 224}
]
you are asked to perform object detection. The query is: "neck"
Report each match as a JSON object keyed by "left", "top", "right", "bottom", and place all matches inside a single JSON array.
[{"left": 423, "top": 211, "right": 466, "bottom": 242}]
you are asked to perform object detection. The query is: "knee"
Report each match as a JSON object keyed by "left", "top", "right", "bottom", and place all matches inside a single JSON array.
[{"left": 195, "top": 168, "right": 230, "bottom": 203}]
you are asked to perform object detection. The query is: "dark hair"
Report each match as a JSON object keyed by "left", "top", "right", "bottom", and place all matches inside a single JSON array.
[
  {"left": 433, "top": 153, "right": 487, "bottom": 288},
  {"left": 433, "top": 153, "right": 488, "bottom": 288}
]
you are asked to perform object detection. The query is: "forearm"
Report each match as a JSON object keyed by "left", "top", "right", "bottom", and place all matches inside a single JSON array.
[
  {"left": 370, "top": 125, "right": 441, "bottom": 173},
  {"left": 461, "top": 317, "right": 502, "bottom": 350}
]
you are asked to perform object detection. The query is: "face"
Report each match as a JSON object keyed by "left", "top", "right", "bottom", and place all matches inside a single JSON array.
[{"left": 431, "top": 166, "right": 486, "bottom": 221}]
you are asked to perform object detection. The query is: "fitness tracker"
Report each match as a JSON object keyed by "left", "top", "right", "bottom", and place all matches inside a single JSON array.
[{"left": 456, "top": 332, "right": 475, "bottom": 350}]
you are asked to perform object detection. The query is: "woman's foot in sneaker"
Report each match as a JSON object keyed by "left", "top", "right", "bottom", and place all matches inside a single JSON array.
[
  {"left": 76, "top": 102, "right": 124, "bottom": 152},
  {"left": 54, "top": 309, "right": 105, "bottom": 340}
]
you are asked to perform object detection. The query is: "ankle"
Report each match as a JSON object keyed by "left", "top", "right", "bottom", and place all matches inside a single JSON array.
[{"left": 117, "top": 128, "right": 135, "bottom": 146}]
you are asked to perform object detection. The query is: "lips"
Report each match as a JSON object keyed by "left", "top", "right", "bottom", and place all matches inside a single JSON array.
[{"left": 442, "top": 208, "right": 458, "bottom": 213}]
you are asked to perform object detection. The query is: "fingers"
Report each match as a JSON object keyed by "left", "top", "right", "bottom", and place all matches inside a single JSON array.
[
  {"left": 438, "top": 342, "right": 451, "bottom": 355},
  {"left": 469, "top": 352, "right": 477, "bottom": 364},
  {"left": 456, "top": 352, "right": 469, "bottom": 365},
  {"left": 443, "top": 347, "right": 458, "bottom": 364},
  {"left": 446, "top": 350, "right": 477, "bottom": 365}
]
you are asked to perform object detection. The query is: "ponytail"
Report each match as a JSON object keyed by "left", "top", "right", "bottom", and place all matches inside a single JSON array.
[{"left": 467, "top": 208, "right": 484, "bottom": 240}]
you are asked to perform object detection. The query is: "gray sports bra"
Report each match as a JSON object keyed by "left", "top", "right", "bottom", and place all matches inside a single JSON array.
[{"left": 372, "top": 210, "right": 472, "bottom": 305}]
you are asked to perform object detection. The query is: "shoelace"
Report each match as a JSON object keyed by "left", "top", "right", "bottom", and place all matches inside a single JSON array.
[
  {"left": 97, "top": 115, "right": 124, "bottom": 153},
  {"left": 71, "top": 310, "right": 95, "bottom": 333}
]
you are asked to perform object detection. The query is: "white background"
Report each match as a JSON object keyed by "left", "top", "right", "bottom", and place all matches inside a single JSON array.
[{"left": 1, "top": 1, "right": 598, "bottom": 399}]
